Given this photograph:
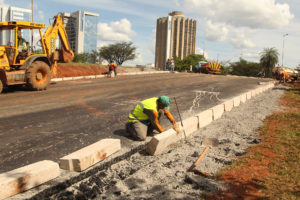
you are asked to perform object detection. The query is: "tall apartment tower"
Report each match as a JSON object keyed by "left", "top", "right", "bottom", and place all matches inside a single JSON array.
[
  {"left": 155, "top": 11, "right": 197, "bottom": 69},
  {"left": 62, "top": 10, "right": 99, "bottom": 54},
  {"left": 0, "top": 6, "right": 31, "bottom": 45}
]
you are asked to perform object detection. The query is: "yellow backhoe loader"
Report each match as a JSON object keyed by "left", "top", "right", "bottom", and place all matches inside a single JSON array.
[{"left": 0, "top": 14, "right": 74, "bottom": 93}]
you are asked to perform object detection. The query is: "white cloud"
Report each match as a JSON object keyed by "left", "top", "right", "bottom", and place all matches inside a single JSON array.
[
  {"left": 0, "top": 0, "right": 7, "bottom": 7},
  {"left": 195, "top": 47, "right": 209, "bottom": 59},
  {"left": 38, "top": 11, "right": 44, "bottom": 20},
  {"left": 204, "top": 20, "right": 228, "bottom": 42},
  {"left": 183, "top": 0, "right": 294, "bottom": 29},
  {"left": 229, "top": 29, "right": 255, "bottom": 49},
  {"left": 98, "top": 18, "right": 136, "bottom": 42}
]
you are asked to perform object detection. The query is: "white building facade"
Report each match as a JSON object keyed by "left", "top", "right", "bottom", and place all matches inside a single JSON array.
[{"left": 62, "top": 10, "right": 99, "bottom": 54}]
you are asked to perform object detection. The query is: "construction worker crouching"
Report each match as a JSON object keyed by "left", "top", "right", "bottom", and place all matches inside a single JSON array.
[{"left": 126, "top": 96, "right": 181, "bottom": 141}]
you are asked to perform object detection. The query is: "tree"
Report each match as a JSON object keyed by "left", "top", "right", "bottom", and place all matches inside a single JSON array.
[
  {"left": 73, "top": 53, "right": 90, "bottom": 63},
  {"left": 174, "top": 54, "right": 206, "bottom": 72},
  {"left": 230, "top": 58, "right": 263, "bottom": 77},
  {"left": 260, "top": 47, "right": 279, "bottom": 77},
  {"left": 99, "top": 42, "right": 136, "bottom": 65}
]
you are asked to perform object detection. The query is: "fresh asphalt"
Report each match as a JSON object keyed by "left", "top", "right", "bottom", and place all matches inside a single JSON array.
[{"left": 0, "top": 73, "right": 269, "bottom": 173}]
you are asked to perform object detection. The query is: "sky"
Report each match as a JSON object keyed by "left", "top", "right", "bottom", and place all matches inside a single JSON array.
[{"left": 2, "top": 0, "right": 300, "bottom": 68}]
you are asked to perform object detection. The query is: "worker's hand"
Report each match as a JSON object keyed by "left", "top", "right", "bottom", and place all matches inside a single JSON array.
[{"left": 172, "top": 123, "right": 181, "bottom": 134}]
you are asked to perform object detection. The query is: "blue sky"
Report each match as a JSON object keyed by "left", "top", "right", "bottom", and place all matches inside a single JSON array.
[{"left": 3, "top": 0, "right": 300, "bottom": 68}]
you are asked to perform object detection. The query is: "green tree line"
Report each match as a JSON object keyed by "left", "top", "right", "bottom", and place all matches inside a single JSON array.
[
  {"left": 173, "top": 47, "right": 279, "bottom": 78},
  {"left": 73, "top": 41, "right": 136, "bottom": 65}
]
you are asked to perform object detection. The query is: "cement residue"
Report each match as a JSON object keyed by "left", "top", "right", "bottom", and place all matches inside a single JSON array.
[{"left": 35, "top": 86, "right": 285, "bottom": 200}]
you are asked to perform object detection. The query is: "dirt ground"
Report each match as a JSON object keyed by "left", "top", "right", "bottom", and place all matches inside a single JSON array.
[
  {"left": 40, "top": 83, "right": 286, "bottom": 200},
  {"left": 53, "top": 64, "right": 151, "bottom": 78}
]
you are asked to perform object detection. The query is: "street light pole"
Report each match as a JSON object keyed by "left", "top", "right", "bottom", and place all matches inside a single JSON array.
[
  {"left": 282, "top": 33, "right": 288, "bottom": 66},
  {"left": 31, "top": 0, "right": 33, "bottom": 46}
]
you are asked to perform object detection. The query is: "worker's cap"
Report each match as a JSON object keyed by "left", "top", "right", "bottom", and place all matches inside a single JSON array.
[{"left": 158, "top": 96, "right": 170, "bottom": 110}]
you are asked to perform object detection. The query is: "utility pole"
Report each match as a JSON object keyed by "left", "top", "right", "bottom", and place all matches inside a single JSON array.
[
  {"left": 282, "top": 33, "right": 288, "bottom": 66},
  {"left": 202, "top": 41, "right": 205, "bottom": 58},
  {"left": 31, "top": 0, "right": 33, "bottom": 47}
]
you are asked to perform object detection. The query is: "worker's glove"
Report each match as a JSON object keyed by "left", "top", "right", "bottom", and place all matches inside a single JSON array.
[{"left": 172, "top": 123, "right": 181, "bottom": 134}]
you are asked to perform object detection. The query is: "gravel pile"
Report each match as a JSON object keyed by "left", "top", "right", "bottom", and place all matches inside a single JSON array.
[{"left": 37, "top": 86, "right": 285, "bottom": 200}]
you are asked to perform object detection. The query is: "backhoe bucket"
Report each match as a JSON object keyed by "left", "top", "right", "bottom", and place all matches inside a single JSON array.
[{"left": 61, "top": 50, "right": 74, "bottom": 63}]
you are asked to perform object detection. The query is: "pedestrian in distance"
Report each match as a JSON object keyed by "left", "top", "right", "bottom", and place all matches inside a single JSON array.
[
  {"left": 170, "top": 58, "right": 175, "bottom": 72},
  {"left": 189, "top": 64, "right": 193, "bottom": 73},
  {"left": 166, "top": 58, "right": 170, "bottom": 71},
  {"left": 108, "top": 62, "right": 117, "bottom": 78},
  {"left": 125, "top": 96, "right": 181, "bottom": 141}
]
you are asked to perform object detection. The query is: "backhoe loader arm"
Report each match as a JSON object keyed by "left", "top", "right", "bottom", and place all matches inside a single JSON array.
[{"left": 43, "top": 14, "right": 74, "bottom": 63}]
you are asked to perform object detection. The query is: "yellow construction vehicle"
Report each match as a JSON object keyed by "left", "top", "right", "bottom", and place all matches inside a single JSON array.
[{"left": 0, "top": 14, "right": 74, "bottom": 93}]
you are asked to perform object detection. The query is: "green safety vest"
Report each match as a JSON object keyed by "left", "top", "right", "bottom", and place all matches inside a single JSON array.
[
  {"left": 128, "top": 97, "right": 158, "bottom": 122},
  {"left": 18, "top": 38, "right": 28, "bottom": 50}
]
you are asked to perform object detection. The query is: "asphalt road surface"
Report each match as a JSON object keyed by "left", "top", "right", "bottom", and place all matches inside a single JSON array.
[{"left": 0, "top": 73, "right": 268, "bottom": 173}]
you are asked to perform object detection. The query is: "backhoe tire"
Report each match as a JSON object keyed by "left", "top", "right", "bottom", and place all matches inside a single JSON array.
[
  {"left": 0, "top": 80, "right": 3, "bottom": 94},
  {"left": 26, "top": 61, "right": 51, "bottom": 91}
]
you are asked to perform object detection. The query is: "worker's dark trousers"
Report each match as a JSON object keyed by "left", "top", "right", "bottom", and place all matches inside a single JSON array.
[
  {"left": 126, "top": 120, "right": 153, "bottom": 141},
  {"left": 125, "top": 114, "right": 162, "bottom": 141}
]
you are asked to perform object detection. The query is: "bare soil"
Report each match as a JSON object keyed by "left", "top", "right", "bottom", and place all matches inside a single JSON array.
[{"left": 53, "top": 64, "right": 150, "bottom": 78}]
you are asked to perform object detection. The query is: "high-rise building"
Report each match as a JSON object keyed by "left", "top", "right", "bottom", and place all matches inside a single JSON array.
[
  {"left": 0, "top": 6, "right": 31, "bottom": 45},
  {"left": 155, "top": 11, "right": 197, "bottom": 69},
  {"left": 62, "top": 10, "right": 99, "bottom": 54}
]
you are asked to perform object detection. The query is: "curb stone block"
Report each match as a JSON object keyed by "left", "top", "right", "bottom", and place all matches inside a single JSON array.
[
  {"left": 246, "top": 91, "right": 252, "bottom": 100},
  {"left": 197, "top": 109, "right": 213, "bottom": 128},
  {"left": 212, "top": 104, "right": 224, "bottom": 120},
  {"left": 0, "top": 160, "right": 59, "bottom": 200},
  {"left": 224, "top": 100, "right": 234, "bottom": 112},
  {"left": 146, "top": 128, "right": 182, "bottom": 155},
  {"left": 72, "top": 76, "right": 84, "bottom": 80},
  {"left": 95, "top": 75, "right": 106, "bottom": 78},
  {"left": 84, "top": 75, "right": 96, "bottom": 79},
  {"left": 240, "top": 93, "right": 247, "bottom": 103},
  {"left": 233, "top": 96, "right": 241, "bottom": 107},
  {"left": 62, "top": 77, "right": 73, "bottom": 81},
  {"left": 251, "top": 89, "right": 257, "bottom": 97},
  {"left": 59, "top": 139, "right": 121, "bottom": 172},
  {"left": 181, "top": 116, "right": 199, "bottom": 137}
]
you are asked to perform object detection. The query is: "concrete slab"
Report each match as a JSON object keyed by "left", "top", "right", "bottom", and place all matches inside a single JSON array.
[
  {"left": 212, "top": 104, "right": 224, "bottom": 120},
  {"left": 146, "top": 129, "right": 182, "bottom": 156},
  {"left": 181, "top": 116, "right": 199, "bottom": 137},
  {"left": 233, "top": 96, "right": 241, "bottom": 107},
  {"left": 224, "top": 100, "right": 234, "bottom": 112},
  {"left": 0, "top": 160, "right": 59, "bottom": 200},
  {"left": 196, "top": 109, "right": 213, "bottom": 128},
  {"left": 246, "top": 91, "right": 252, "bottom": 100},
  {"left": 59, "top": 139, "right": 121, "bottom": 172},
  {"left": 240, "top": 93, "right": 247, "bottom": 103}
]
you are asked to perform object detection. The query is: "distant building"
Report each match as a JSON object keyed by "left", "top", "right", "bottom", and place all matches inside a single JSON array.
[
  {"left": 62, "top": 10, "right": 99, "bottom": 54},
  {"left": 0, "top": 6, "right": 31, "bottom": 45},
  {"left": 155, "top": 11, "right": 197, "bottom": 70}
]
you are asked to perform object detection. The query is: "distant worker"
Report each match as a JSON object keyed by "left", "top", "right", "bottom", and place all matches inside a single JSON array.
[
  {"left": 108, "top": 62, "right": 117, "bottom": 78},
  {"left": 279, "top": 71, "right": 289, "bottom": 83},
  {"left": 125, "top": 96, "right": 181, "bottom": 141},
  {"left": 111, "top": 62, "right": 117, "bottom": 77}
]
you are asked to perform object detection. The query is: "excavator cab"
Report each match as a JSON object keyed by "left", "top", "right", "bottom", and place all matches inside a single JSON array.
[{"left": 0, "top": 21, "right": 46, "bottom": 69}]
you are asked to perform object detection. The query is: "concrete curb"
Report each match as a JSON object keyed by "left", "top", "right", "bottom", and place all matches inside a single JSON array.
[
  {"left": 3, "top": 81, "right": 275, "bottom": 199},
  {"left": 51, "top": 71, "right": 170, "bottom": 82}
]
